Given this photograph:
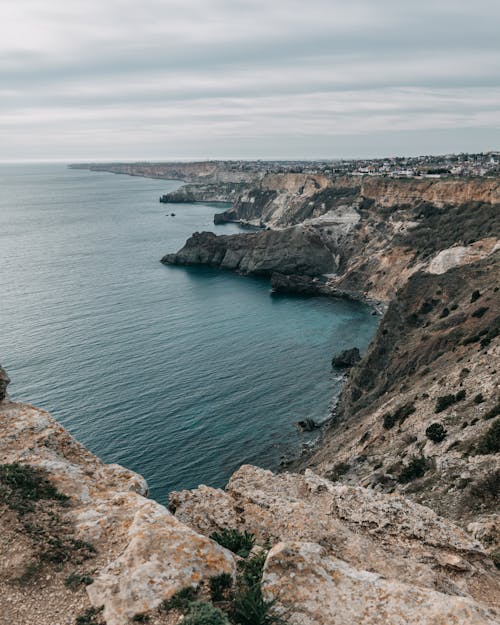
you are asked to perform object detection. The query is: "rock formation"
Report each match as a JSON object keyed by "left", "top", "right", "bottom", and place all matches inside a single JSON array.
[
  {"left": 162, "top": 227, "right": 336, "bottom": 276},
  {"left": 0, "top": 397, "right": 235, "bottom": 625},
  {"left": 1, "top": 390, "right": 499, "bottom": 624},
  {"left": 331, "top": 347, "right": 361, "bottom": 368},
  {"left": 169, "top": 465, "right": 500, "bottom": 623},
  {"left": 0, "top": 365, "right": 10, "bottom": 400}
]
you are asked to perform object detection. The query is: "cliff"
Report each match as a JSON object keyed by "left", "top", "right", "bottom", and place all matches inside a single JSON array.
[
  {"left": 161, "top": 227, "right": 337, "bottom": 276},
  {"left": 4, "top": 168, "right": 500, "bottom": 624},
  {"left": 162, "top": 174, "right": 499, "bottom": 303},
  {"left": 303, "top": 252, "right": 500, "bottom": 526},
  {"left": 160, "top": 172, "right": 500, "bottom": 554},
  {"left": 1, "top": 375, "right": 499, "bottom": 625},
  {"left": 71, "top": 162, "right": 263, "bottom": 185},
  {"left": 210, "top": 173, "right": 360, "bottom": 228}
]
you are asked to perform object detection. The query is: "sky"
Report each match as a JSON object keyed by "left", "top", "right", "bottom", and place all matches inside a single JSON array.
[{"left": 1, "top": 0, "right": 499, "bottom": 162}]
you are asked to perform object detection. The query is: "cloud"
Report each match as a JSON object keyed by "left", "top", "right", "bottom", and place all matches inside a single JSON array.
[{"left": 0, "top": 0, "right": 499, "bottom": 160}]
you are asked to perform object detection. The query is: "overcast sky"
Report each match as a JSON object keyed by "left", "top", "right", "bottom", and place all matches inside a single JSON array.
[{"left": 1, "top": 0, "right": 499, "bottom": 161}]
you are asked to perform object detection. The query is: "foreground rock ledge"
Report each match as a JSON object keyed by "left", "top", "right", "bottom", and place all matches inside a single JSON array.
[
  {"left": 1, "top": 392, "right": 499, "bottom": 624},
  {"left": 0, "top": 398, "right": 235, "bottom": 625}
]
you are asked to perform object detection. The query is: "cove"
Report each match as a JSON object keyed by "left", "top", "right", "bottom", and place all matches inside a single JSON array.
[{"left": 0, "top": 163, "right": 378, "bottom": 502}]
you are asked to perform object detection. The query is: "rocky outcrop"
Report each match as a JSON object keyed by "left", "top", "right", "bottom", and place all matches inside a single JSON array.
[
  {"left": 263, "top": 541, "right": 497, "bottom": 625},
  {"left": 0, "top": 398, "right": 235, "bottom": 625},
  {"left": 331, "top": 347, "right": 361, "bottom": 368},
  {"left": 170, "top": 465, "right": 500, "bottom": 623},
  {"left": 212, "top": 173, "right": 360, "bottom": 228},
  {"left": 1, "top": 382, "right": 499, "bottom": 624},
  {"left": 162, "top": 227, "right": 336, "bottom": 276},
  {"left": 160, "top": 181, "right": 254, "bottom": 204},
  {"left": 0, "top": 365, "right": 10, "bottom": 401}
]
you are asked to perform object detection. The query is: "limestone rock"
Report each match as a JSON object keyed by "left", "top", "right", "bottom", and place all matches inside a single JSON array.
[
  {"left": 0, "top": 399, "right": 235, "bottom": 625},
  {"left": 87, "top": 498, "right": 235, "bottom": 625},
  {"left": 262, "top": 541, "right": 500, "bottom": 625},
  {"left": 171, "top": 465, "right": 500, "bottom": 608}
]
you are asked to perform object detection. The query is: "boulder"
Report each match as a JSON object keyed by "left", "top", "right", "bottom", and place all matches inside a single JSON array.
[
  {"left": 331, "top": 347, "right": 361, "bottom": 368},
  {"left": 87, "top": 498, "right": 235, "bottom": 625},
  {"left": 262, "top": 541, "right": 499, "bottom": 625},
  {"left": 170, "top": 465, "right": 500, "bottom": 609}
]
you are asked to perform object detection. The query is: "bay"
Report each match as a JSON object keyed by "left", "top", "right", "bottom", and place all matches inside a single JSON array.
[{"left": 0, "top": 163, "right": 378, "bottom": 502}]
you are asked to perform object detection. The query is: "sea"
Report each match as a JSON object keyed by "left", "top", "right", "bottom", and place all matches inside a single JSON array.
[{"left": 0, "top": 163, "right": 378, "bottom": 502}]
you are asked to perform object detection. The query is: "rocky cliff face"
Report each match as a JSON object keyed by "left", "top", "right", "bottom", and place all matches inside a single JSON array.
[
  {"left": 161, "top": 174, "right": 500, "bottom": 303},
  {"left": 170, "top": 464, "right": 500, "bottom": 624},
  {"left": 304, "top": 252, "right": 499, "bottom": 528},
  {"left": 71, "top": 162, "right": 262, "bottom": 185},
  {"left": 211, "top": 174, "right": 360, "bottom": 228},
  {"left": 361, "top": 176, "right": 500, "bottom": 209},
  {"left": 162, "top": 227, "right": 337, "bottom": 276}
]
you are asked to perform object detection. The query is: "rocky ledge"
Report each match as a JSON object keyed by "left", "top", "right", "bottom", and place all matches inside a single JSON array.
[{"left": 1, "top": 378, "right": 499, "bottom": 624}]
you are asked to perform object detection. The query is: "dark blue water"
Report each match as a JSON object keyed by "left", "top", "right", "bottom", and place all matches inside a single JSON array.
[{"left": 0, "top": 164, "right": 377, "bottom": 502}]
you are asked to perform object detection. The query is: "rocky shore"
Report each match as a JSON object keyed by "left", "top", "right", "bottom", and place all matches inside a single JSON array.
[{"left": 3, "top": 163, "right": 499, "bottom": 623}]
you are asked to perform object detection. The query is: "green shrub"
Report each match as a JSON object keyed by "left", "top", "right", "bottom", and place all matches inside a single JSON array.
[
  {"left": 471, "top": 306, "right": 488, "bottom": 318},
  {"left": 491, "top": 551, "right": 500, "bottom": 570},
  {"left": 65, "top": 572, "right": 94, "bottom": 591},
  {"left": 394, "top": 403, "right": 416, "bottom": 423},
  {"left": 425, "top": 423, "right": 447, "bottom": 443},
  {"left": 471, "top": 290, "right": 481, "bottom": 303},
  {"left": 476, "top": 420, "right": 500, "bottom": 455},
  {"left": 0, "top": 463, "right": 69, "bottom": 515},
  {"left": 182, "top": 601, "right": 230, "bottom": 625},
  {"left": 484, "top": 403, "right": 500, "bottom": 420},
  {"left": 383, "top": 413, "right": 397, "bottom": 429},
  {"left": 397, "top": 457, "right": 427, "bottom": 483},
  {"left": 132, "top": 615, "right": 149, "bottom": 623},
  {"left": 160, "top": 586, "right": 198, "bottom": 612},
  {"left": 210, "top": 529, "right": 255, "bottom": 558},
  {"left": 233, "top": 584, "right": 284, "bottom": 625},
  {"left": 473, "top": 393, "right": 485, "bottom": 404},
  {"left": 468, "top": 469, "right": 500, "bottom": 501},
  {"left": 232, "top": 547, "right": 286, "bottom": 625},
  {"left": 209, "top": 572, "right": 233, "bottom": 601},
  {"left": 382, "top": 403, "right": 416, "bottom": 429},
  {"left": 480, "top": 325, "right": 499, "bottom": 348},
  {"left": 435, "top": 391, "right": 466, "bottom": 413},
  {"left": 241, "top": 550, "right": 267, "bottom": 589}
]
